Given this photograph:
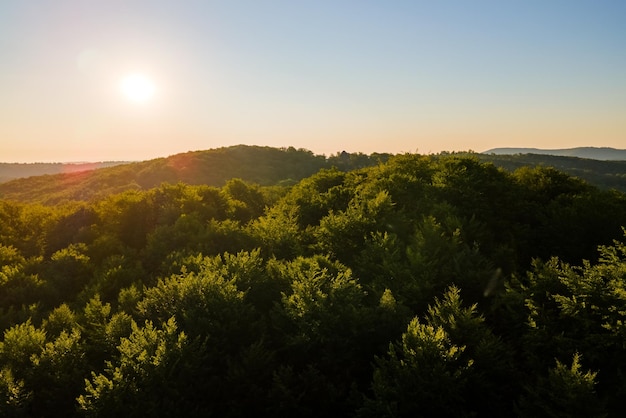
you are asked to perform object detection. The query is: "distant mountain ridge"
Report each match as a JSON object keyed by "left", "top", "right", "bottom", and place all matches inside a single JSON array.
[{"left": 483, "top": 147, "right": 626, "bottom": 161}]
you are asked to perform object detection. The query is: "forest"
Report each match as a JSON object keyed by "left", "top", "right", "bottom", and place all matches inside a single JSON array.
[{"left": 1, "top": 146, "right": 626, "bottom": 417}]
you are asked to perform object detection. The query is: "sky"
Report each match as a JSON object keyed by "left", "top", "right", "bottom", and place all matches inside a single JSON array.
[{"left": 0, "top": 0, "right": 625, "bottom": 162}]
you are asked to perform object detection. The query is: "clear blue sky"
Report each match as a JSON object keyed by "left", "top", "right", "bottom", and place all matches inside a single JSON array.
[{"left": 1, "top": 0, "right": 624, "bottom": 162}]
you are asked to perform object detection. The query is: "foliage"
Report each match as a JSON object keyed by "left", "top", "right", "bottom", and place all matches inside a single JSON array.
[
  {"left": 516, "top": 353, "right": 606, "bottom": 418},
  {"left": 0, "top": 149, "right": 626, "bottom": 416},
  {"left": 78, "top": 318, "right": 200, "bottom": 417},
  {"left": 362, "top": 286, "right": 512, "bottom": 417},
  {"left": 477, "top": 151, "right": 626, "bottom": 192}
]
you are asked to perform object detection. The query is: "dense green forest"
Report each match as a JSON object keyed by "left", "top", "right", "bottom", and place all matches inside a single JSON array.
[{"left": 2, "top": 148, "right": 626, "bottom": 416}]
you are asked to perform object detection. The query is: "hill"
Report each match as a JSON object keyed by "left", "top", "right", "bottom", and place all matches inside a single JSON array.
[
  {"left": 0, "top": 161, "right": 129, "bottom": 183},
  {"left": 475, "top": 152, "right": 626, "bottom": 192},
  {"left": 483, "top": 146, "right": 626, "bottom": 160},
  {"left": 0, "top": 145, "right": 390, "bottom": 204}
]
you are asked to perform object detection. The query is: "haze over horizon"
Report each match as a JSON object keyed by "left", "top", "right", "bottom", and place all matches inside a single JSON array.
[{"left": 1, "top": 1, "right": 624, "bottom": 163}]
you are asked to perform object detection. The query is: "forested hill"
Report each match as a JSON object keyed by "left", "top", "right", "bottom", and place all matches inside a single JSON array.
[
  {"left": 0, "top": 145, "right": 390, "bottom": 204},
  {"left": 476, "top": 152, "right": 626, "bottom": 192},
  {"left": 0, "top": 161, "right": 129, "bottom": 184},
  {"left": 483, "top": 146, "right": 626, "bottom": 160}
]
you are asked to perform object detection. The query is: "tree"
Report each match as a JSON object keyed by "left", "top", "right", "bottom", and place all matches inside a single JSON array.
[
  {"left": 29, "top": 329, "right": 86, "bottom": 417},
  {"left": 315, "top": 190, "right": 396, "bottom": 265},
  {"left": 42, "top": 304, "right": 76, "bottom": 338},
  {"left": 137, "top": 259, "right": 256, "bottom": 343},
  {"left": 362, "top": 286, "right": 512, "bottom": 417},
  {"left": 45, "top": 243, "right": 92, "bottom": 306},
  {"left": 221, "top": 178, "right": 267, "bottom": 223},
  {"left": 517, "top": 234, "right": 626, "bottom": 413},
  {"left": 250, "top": 202, "right": 306, "bottom": 259},
  {"left": 281, "top": 168, "right": 351, "bottom": 228},
  {"left": 0, "top": 321, "right": 45, "bottom": 416},
  {"left": 363, "top": 316, "right": 472, "bottom": 417},
  {"left": 0, "top": 320, "right": 45, "bottom": 374},
  {"left": 79, "top": 318, "right": 207, "bottom": 417},
  {"left": 403, "top": 215, "right": 494, "bottom": 310},
  {"left": 0, "top": 367, "right": 31, "bottom": 418},
  {"left": 516, "top": 353, "right": 606, "bottom": 418},
  {"left": 270, "top": 256, "right": 371, "bottom": 415},
  {"left": 0, "top": 246, "right": 44, "bottom": 327}
]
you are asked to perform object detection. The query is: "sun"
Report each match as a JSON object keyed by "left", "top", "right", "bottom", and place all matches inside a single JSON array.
[{"left": 120, "top": 73, "right": 156, "bottom": 103}]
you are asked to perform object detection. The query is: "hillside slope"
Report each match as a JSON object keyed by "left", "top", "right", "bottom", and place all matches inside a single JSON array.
[
  {"left": 0, "top": 145, "right": 389, "bottom": 204},
  {"left": 0, "top": 161, "right": 129, "bottom": 183},
  {"left": 476, "top": 152, "right": 626, "bottom": 192},
  {"left": 483, "top": 146, "right": 626, "bottom": 160}
]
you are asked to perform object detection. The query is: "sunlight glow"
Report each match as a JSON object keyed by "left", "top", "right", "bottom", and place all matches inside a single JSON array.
[{"left": 120, "top": 73, "right": 156, "bottom": 103}]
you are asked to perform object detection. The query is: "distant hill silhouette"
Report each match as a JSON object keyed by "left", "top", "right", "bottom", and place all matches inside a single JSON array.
[
  {"left": 0, "top": 162, "right": 129, "bottom": 183},
  {"left": 483, "top": 147, "right": 626, "bottom": 161},
  {"left": 0, "top": 145, "right": 390, "bottom": 204}
]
